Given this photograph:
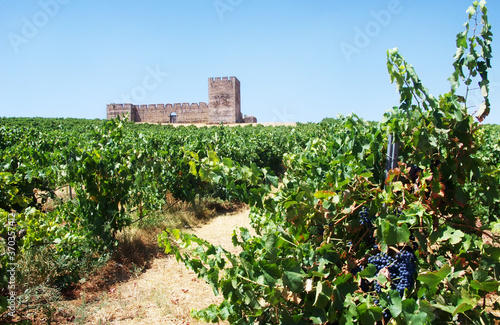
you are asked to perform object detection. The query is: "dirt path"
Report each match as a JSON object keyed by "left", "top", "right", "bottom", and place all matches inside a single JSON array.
[{"left": 71, "top": 208, "right": 251, "bottom": 325}]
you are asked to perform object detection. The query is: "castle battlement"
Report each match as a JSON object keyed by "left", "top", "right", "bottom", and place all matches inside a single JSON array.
[
  {"left": 209, "top": 76, "right": 236, "bottom": 82},
  {"left": 108, "top": 102, "right": 210, "bottom": 111},
  {"left": 107, "top": 77, "right": 254, "bottom": 124}
]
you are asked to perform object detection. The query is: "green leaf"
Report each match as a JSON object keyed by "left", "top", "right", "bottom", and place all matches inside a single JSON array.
[
  {"left": 456, "top": 31, "right": 468, "bottom": 49},
  {"left": 466, "top": 5, "right": 476, "bottom": 17},
  {"left": 0, "top": 296, "right": 7, "bottom": 314},
  {"left": 280, "top": 311, "right": 300, "bottom": 325},
  {"left": 283, "top": 259, "right": 305, "bottom": 293},
  {"left": 480, "top": 79, "right": 489, "bottom": 97},
  {"left": 284, "top": 200, "right": 298, "bottom": 209},
  {"left": 263, "top": 232, "right": 278, "bottom": 251},
  {"left": 188, "top": 160, "right": 197, "bottom": 175},
  {"left": 400, "top": 299, "right": 429, "bottom": 323},
  {"left": 480, "top": 281, "right": 500, "bottom": 292},
  {"left": 453, "top": 302, "right": 473, "bottom": 316},
  {"left": 432, "top": 302, "right": 455, "bottom": 314},
  {"left": 479, "top": 0, "right": 487, "bottom": 12},
  {"left": 359, "top": 264, "right": 377, "bottom": 278},
  {"left": 207, "top": 150, "right": 219, "bottom": 163},
  {"left": 316, "top": 243, "right": 340, "bottom": 264},
  {"left": 471, "top": 280, "right": 500, "bottom": 292},
  {"left": 377, "top": 215, "right": 410, "bottom": 248},
  {"left": 438, "top": 227, "right": 465, "bottom": 245},
  {"left": 380, "top": 290, "right": 403, "bottom": 318},
  {"left": 357, "top": 302, "right": 383, "bottom": 324},
  {"left": 309, "top": 307, "right": 328, "bottom": 324},
  {"left": 418, "top": 264, "right": 452, "bottom": 288},
  {"left": 314, "top": 190, "right": 336, "bottom": 200},
  {"left": 222, "top": 157, "right": 233, "bottom": 168},
  {"left": 396, "top": 223, "right": 411, "bottom": 244},
  {"left": 391, "top": 181, "right": 404, "bottom": 193},
  {"left": 375, "top": 273, "right": 389, "bottom": 287},
  {"left": 192, "top": 304, "right": 220, "bottom": 322},
  {"left": 313, "top": 280, "right": 323, "bottom": 307},
  {"left": 261, "top": 262, "right": 280, "bottom": 288},
  {"left": 217, "top": 302, "right": 231, "bottom": 320},
  {"left": 198, "top": 166, "right": 208, "bottom": 181}
]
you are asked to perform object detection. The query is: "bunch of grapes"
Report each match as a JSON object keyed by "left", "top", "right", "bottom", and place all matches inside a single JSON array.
[
  {"left": 366, "top": 250, "right": 416, "bottom": 321},
  {"left": 351, "top": 207, "right": 418, "bottom": 321},
  {"left": 391, "top": 250, "right": 417, "bottom": 296},
  {"left": 367, "top": 250, "right": 417, "bottom": 297},
  {"left": 357, "top": 207, "right": 376, "bottom": 249},
  {"left": 367, "top": 252, "right": 396, "bottom": 293},
  {"left": 309, "top": 222, "right": 334, "bottom": 237},
  {"left": 359, "top": 207, "right": 373, "bottom": 227}
]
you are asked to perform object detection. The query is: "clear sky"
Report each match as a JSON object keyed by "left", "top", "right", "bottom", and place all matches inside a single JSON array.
[{"left": 1, "top": 0, "right": 499, "bottom": 124}]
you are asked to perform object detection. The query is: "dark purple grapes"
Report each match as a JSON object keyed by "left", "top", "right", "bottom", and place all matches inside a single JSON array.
[
  {"left": 351, "top": 265, "right": 363, "bottom": 275},
  {"left": 359, "top": 207, "right": 373, "bottom": 227},
  {"left": 410, "top": 235, "right": 419, "bottom": 251},
  {"left": 364, "top": 249, "right": 417, "bottom": 322},
  {"left": 409, "top": 164, "right": 422, "bottom": 182},
  {"left": 367, "top": 250, "right": 416, "bottom": 297},
  {"left": 392, "top": 250, "right": 417, "bottom": 296},
  {"left": 383, "top": 307, "right": 392, "bottom": 320}
]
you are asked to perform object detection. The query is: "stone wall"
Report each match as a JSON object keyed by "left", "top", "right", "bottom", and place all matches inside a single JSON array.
[
  {"left": 176, "top": 102, "right": 209, "bottom": 123},
  {"left": 243, "top": 116, "right": 257, "bottom": 123},
  {"left": 208, "top": 77, "right": 242, "bottom": 124},
  {"left": 107, "top": 104, "right": 132, "bottom": 120},
  {"left": 107, "top": 102, "right": 210, "bottom": 123},
  {"left": 107, "top": 76, "right": 254, "bottom": 124}
]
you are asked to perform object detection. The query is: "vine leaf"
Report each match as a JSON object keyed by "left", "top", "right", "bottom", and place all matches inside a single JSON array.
[
  {"left": 357, "top": 302, "right": 383, "bottom": 324},
  {"left": 470, "top": 280, "right": 499, "bottom": 292},
  {"left": 283, "top": 259, "right": 306, "bottom": 293},
  {"left": 438, "top": 227, "right": 465, "bottom": 245},
  {"left": 379, "top": 290, "right": 403, "bottom": 318},
  {"left": 417, "top": 264, "right": 452, "bottom": 288},
  {"left": 399, "top": 299, "right": 429, "bottom": 323}
]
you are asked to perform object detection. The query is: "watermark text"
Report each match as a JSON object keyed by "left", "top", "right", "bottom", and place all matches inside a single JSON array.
[
  {"left": 340, "top": 0, "right": 409, "bottom": 63},
  {"left": 7, "top": 0, "right": 71, "bottom": 54},
  {"left": 213, "top": 0, "right": 243, "bottom": 21},
  {"left": 6, "top": 213, "right": 18, "bottom": 317},
  {"left": 114, "top": 65, "right": 168, "bottom": 104}
]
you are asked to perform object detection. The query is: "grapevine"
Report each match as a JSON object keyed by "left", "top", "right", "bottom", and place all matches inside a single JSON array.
[
  {"left": 0, "top": 1, "right": 498, "bottom": 324},
  {"left": 160, "top": 2, "right": 500, "bottom": 324}
]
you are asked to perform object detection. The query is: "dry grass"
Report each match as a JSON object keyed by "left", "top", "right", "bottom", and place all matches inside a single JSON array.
[{"left": 51, "top": 207, "right": 252, "bottom": 325}]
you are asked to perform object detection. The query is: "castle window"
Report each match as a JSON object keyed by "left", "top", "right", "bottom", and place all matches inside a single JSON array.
[{"left": 170, "top": 112, "right": 177, "bottom": 123}]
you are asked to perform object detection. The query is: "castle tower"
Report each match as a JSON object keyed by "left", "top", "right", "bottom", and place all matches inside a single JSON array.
[{"left": 208, "top": 76, "right": 242, "bottom": 124}]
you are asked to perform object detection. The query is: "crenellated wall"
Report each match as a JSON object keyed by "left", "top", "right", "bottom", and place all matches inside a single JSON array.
[
  {"left": 107, "top": 77, "right": 254, "bottom": 124},
  {"left": 107, "top": 104, "right": 132, "bottom": 120},
  {"left": 107, "top": 102, "right": 210, "bottom": 123}
]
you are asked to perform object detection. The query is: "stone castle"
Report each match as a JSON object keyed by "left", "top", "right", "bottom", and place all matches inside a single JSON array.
[{"left": 107, "top": 76, "right": 257, "bottom": 124}]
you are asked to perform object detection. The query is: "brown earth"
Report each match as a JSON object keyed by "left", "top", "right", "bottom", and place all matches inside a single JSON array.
[{"left": 57, "top": 208, "right": 252, "bottom": 325}]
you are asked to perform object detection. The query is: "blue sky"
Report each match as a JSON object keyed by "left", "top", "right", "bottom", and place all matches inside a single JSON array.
[{"left": 1, "top": 0, "right": 499, "bottom": 124}]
